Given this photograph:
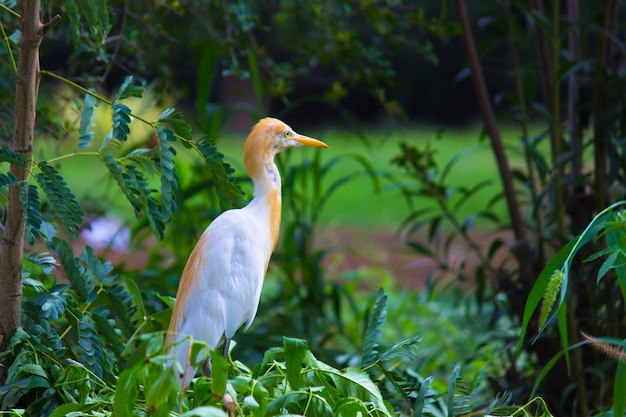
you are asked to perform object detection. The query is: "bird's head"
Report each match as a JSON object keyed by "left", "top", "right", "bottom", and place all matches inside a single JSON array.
[{"left": 243, "top": 117, "right": 328, "bottom": 180}]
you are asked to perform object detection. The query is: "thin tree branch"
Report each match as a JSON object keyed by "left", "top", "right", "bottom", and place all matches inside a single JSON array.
[{"left": 452, "top": 0, "right": 533, "bottom": 284}]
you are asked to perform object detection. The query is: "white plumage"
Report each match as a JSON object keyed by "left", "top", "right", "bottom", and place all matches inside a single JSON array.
[{"left": 166, "top": 118, "right": 327, "bottom": 388}]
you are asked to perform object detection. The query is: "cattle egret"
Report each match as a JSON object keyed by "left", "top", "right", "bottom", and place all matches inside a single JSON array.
[{"left": 166, "top": 117, "right": 328, "bottom": 388}]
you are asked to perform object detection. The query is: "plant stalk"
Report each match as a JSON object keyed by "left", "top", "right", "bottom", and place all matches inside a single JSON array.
[
  {"left": 592, "top": 0, "right": 619, "bottom": 212},
  {"left": 452, "top": 0, "right": 533, "bottom": 284}
]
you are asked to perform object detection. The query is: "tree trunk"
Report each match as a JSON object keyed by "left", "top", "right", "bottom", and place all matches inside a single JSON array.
[{"left": 0, "top": 0, "right": 42, "bottom": 386}]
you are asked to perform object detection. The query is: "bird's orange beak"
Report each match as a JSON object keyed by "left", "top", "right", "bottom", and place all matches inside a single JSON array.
[{"left": 294, "top": 135, "right": 328, "bottom": 148}]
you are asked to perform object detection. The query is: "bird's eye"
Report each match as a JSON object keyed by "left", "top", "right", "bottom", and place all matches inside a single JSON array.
[{"left": 283, "top": 131, "right": 292, "bottom": 138}]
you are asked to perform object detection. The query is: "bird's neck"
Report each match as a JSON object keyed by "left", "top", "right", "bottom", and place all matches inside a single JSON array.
[{"left": 250, "top": 162, "right": 282, "bottom": 250}]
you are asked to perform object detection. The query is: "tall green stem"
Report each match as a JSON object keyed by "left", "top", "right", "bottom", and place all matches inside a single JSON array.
[{"left": 550, "top": 1, "right": 565, "bottom": 241}]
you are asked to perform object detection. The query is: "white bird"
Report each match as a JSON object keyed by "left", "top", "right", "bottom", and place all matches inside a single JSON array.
[{"left": 166, "top": 117, "right": 328, "bottom": 388}]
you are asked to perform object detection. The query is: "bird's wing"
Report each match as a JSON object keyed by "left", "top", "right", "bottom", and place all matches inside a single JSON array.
[{"left": 168, "top": 208, "right": 270, "bottom": 348}]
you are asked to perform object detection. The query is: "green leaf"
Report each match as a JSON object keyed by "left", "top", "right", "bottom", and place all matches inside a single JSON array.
[
  {"left": 113, "top": 368, "right": 139, "bottom": 417},
  {"left": 517, "top": 239, "right": 576, "bottom": 351},
  {"left": 413, "top": 376, "right": 434, "bottom": 417},
  {"left": 20, "top": 183, "right": 42, "bottom": 244},
  {"left": 104, "top": 155, "right": 165, "bottom": 240},
  {"left": 49, "top": 403, "right": 99, "bottom": 417},
  {"left": 361, "top": 288, "right": 387, "bottom": 368},
  {"left": 0, "top": 145, "right": 27, "bottom": 166},
  {"left": 446, "top": 363, "right": 461, "bottom": 416},
  {"left": 0, "top": 171, "right": 17, "bottom": 187},
  {"left": 77, "top": 315, "right": 111, "bottom": 379},
  {"left": 156, "top": 126, "right": 178, "bottom": 222},
  {"left": 17, "top": 363, "right": 47, "bottom": 378},
  {"left": 114, "top": 75, "right": 143, "bottom": 101},
  {"left": 145, "top": 367, "right": 178, "bottom": 416},
  {"left": 64, "top": 0, "right": 80, "bottom": 42},
  {"left": 77, "top": 0, "right": 109, "bottom": 43},
  {"left": 335, "top": 398, "right": 370, "bottom": 417},
  {"left": 284, "top": 337, "right": 307, "bottom": 390},
  {"left": 36, "top": 291, "right": 67, "bottom": 320},
  {"left": 49, "top": 237, "right": 88, "bottom": 302},
  {"left": 317, "top": 363, "right": 390, "bottom": 415},
  {"left": 159, "top": 112, "right": 193, "bottom": 140},
  {"left": 597, "top": 249, "right": 619, "bottom": 282},
  {"left": 379, "top": 335, "right": 421, "bottom": 362},
  {"left": 35, "top": 162, "right": 84, "bottom": 237},
  {"left": 78, "top": 92, "right": 98, "bottom": 149},
  {"left": 111, "top": 102, "right": 132, "bottom": 142},
  {"left": 210, "top": 349, "right": 229, "bottom": 396},
  {"left": 196, "top": 136, "right": 245, "bottom": 209}
]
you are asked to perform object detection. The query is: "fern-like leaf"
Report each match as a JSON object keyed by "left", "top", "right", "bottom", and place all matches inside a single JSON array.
[
  {"left": 111, "top": 102, "right": 132, "bottom": 143},
  {"left": 539, "top": 270, "right": 565, "bottom": 329},
  {"left": 413, "top": 376, "right": 434, "bottom": 417},
  {"left": 361, "top": 288, "right": 387, "bottom": 368},
  {"left": 77, "top": 0, "right": 109, "bottom": 44},
  {"left": 379, "top": 335, "right": 422, "bottom": 362},
  {"left": 114, "top": 75, "right": 143, "bottom": 101},
  {"left": 35, "top": 162, "right": 84, "bottom": 237},
  {"left": 156, "top": 126, "right": 178, "bottom": 222},
  {"left": 196, "top": 136, "right": 245, "bottom": 209},
  {"left": 446, "top": 363, "right": 462, "bottom": 416},
  {"left": 78, "top": 92, "right": 98, "bottom": 149},
  {"left": 49, "top": 237, "right": 91, "bottom": 303},
  {"left": 64, "top": 0, "right": 80, "bottom": 42},
  {"left": 76, "top": 314, "right": 115, "bottom": 381},
  {"left": 125, "top": 148, "right": 159, "bottom": 176},
  {"left": 104, "top": 156, "right": 165, "bottom": 240},
  {"left": 20, "top": 183, "right": 42, "bottom": 244},
  {"left": 0, "top": 145, "right": 27, "bottom": 166},
  {"left": 0, "top": 172, "right": 17, "bottom": 187},
  {"left": 159, "top": 110, "right": 193, "bottom": 141}
]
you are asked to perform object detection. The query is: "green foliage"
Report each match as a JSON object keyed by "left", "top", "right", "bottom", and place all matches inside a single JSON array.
[
  {"left": 361, "top": 288, "right": 387, "bottom": 369},
  {"left": 19, "top": 184, "right": 42, "bottom": 245},
  {"left": 77, "top": 92, "right": 97, "bottom": 149},
  {"left": 34, "top": 162, "right": 84, "bottom": 238}
]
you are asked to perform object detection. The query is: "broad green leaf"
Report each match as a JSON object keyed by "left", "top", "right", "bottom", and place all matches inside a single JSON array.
[
  {"left": 113, "top": 369, "right": 139, "bottom": 417},
  {"left": 145, "top": 368, "right": 178, "bottom": 417},
  {"left": 211, "top": 349, "right": 229, "bottom": 396},
  {"left": 17, "top": 363, "right": 47, "bottom": 378},
  {"left": 335, "top": 397, "right": 370, "bottom": 417},
  {"left": 283, "top": 337, "right": 307, "bottom": 390}
]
